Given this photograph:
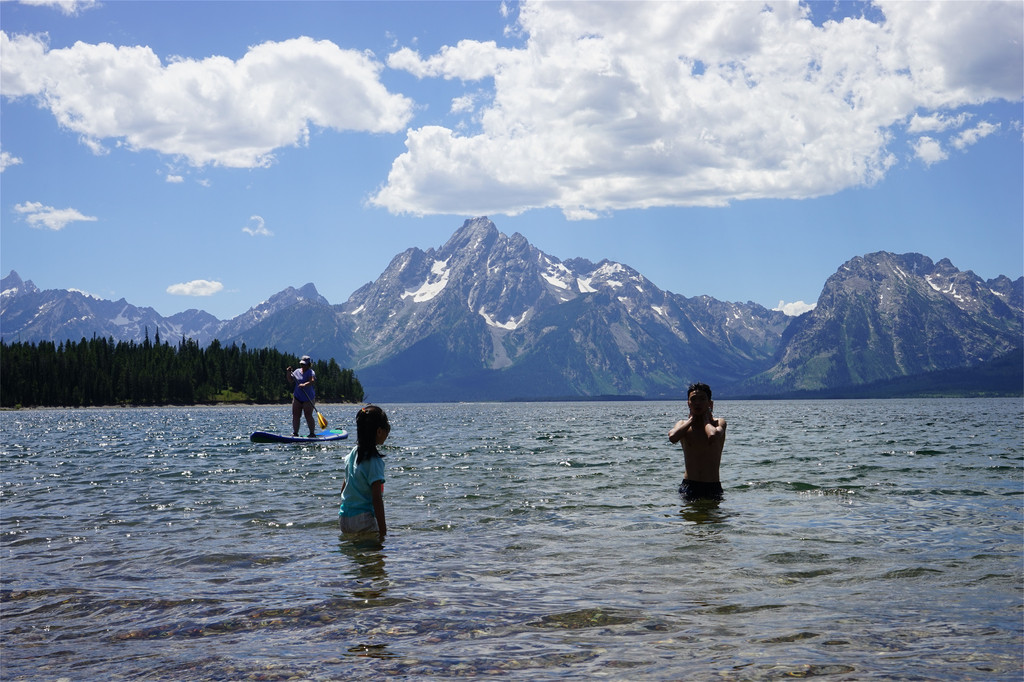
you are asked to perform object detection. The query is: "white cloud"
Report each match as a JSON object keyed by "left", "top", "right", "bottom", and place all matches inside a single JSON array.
[
  {"left": 450, "top": 93, "right": 476, "bottom": 115},
  {"left": 166, "top": 280, "right": 224, "bottom": 296},
  {"left": 14, "top": 201, "right": 97, "bottom": 230},
  {"left": 951, "top": 121, "right": 999, "bottom": 150},
  {"left": 878, "top": 0, "right": 1022, "bottom": 101},
  {"left": 242, "top": 215, "right": 273, "bottom": 237},
  {"left": 0, "top": 33, "right": 414, "bottom": 168},
  {"left": 17, "top": 0, "right": 97, "bottom": 16},
  {"left": 387, "top": 41, "right": 513, "bottom": 80},
  {"left": 165, "top": 174, "right": 184, "bottom": 183},
  {"left": 0, "top": 150, "right": 23, "bottom": 172},
  {"left": 774, "top": 300, "right": 816, "bottom": 316},
  {"left": 374, "top": 1, "right": 1022, "bottom": 218},
  {"left": 907, "top": 112, "right": 971, "bottom": 134},
  {"left": 913, "top": 136, "right": 947, "bottom": 165}
]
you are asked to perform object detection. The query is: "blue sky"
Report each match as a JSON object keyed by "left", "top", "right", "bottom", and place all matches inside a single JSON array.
[{"left": 2, "top": 0, "right": 1021, "bottom": 321}]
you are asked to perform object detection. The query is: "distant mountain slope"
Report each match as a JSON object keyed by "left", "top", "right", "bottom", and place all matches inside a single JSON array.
[
  {"left": 739, "top": 346, "right": 1023, "bottom": 399},
  {"left": 216, "top": 283, "right": 330, "bottom": 340},
  {"left": 3, "top": 218, "right": 1021, "bottom": 401},
  {"left": 741, "top": 252, "right": 1023, "bottom": 394},
  {"left": 1, "top": 271, "right": 221, "bottom": 345},
  {"left": 0, "top": 271, "right": 331, "bottom": 349},
  {"left": 335, "top": 217, "right": 790, "bottom": 400},
  {"left": 222, "top": 299, "right": 354, "bottom": 367}
]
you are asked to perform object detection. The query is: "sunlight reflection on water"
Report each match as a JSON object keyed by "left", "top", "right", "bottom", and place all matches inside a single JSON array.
[{"left": 1, "top": 399, "right": 1021, "bottom": 679}]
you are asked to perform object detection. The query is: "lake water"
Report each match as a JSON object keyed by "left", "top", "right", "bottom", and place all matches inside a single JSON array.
[{"left": 1, "top": 399, "right": 1021, "bottom": 680}]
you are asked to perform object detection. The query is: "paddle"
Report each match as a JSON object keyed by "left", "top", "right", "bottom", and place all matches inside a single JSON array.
[{"left": 299, "top": 384, "right": 328, "bottom": 430}]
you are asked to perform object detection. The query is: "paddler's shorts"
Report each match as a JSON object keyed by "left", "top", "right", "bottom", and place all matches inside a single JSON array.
[
  {"left": 339, "top": 512, "right": 379, "bottom": 535},
  {"left": 679, "top": 479, "right": 724, "bottom": 501}
]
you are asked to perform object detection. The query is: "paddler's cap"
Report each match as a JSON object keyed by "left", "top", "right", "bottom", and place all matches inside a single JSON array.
[{"left": 299, "top": 355, "right": 311, "bottom": 365}]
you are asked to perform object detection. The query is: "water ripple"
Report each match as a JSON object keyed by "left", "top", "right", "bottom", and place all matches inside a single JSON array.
[{"left": 1, "top": 399, "right": 1021, "bottom": 679}]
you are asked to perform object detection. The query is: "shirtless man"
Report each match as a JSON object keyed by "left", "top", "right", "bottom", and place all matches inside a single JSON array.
[{"left": 668, "top": 382, "right": 727, "bottom": 501}]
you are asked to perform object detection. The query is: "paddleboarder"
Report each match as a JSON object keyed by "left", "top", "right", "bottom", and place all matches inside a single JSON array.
[
  {"left": 286, "top": 355, "right": 317, "bottom": 438},
  {"left": 669, "top": 382, "right": 727, "bottom": 501}
]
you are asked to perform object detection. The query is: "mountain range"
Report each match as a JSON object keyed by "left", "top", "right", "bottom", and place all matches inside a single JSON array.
[{"left": 2, "top": 217, "right": 1021, "bottom": 400}]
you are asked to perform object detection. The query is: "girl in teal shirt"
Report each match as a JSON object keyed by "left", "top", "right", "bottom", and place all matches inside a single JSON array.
[{"left": 339, "top": 405, "right": 390, "bottom": 540}]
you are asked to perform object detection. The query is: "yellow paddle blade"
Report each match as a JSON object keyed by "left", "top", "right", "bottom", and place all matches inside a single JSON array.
[{"left": 317, "top": 412, "right": 328, "bottom": 429}]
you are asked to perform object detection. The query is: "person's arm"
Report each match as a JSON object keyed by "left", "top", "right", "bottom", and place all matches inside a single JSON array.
[
  {"left": 704, "top": 415, "right": 726, "bottom": 442},
  {"left": 370, "top": 481, "right": 386, "bottom": 539},
  {"left": 668, "top": 417, "right": 692, "bottom": 443},
  {"left": 286, "top": 367, "right": 296, "bottom": 386}
]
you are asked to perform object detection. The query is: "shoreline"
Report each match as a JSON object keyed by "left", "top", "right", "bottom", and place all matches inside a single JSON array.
[{"left": 0, "top": 401, "right": 365, "bottom": 411}]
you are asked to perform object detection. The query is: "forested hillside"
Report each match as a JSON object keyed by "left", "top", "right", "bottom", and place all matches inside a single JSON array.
[{"left": 0, "top": 333, "right": 363, "bottom": 408}]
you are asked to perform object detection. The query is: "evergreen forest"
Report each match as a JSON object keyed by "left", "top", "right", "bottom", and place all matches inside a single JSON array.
[{"left": 0, "top": 332, "right": 364, "bottom": 408}]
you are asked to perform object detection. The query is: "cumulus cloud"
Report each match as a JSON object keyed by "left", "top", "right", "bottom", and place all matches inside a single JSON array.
[
  {"left": 14, "top": 201, "right": 97, "bottom": 230},
  {"left": 387, "top": 41, "right": 513, "bottom": 80},
  {"left": 373, "top": 0, "right": 1022, "bottom": 218},
  {"left": 907, "top": 112, "right": 971, "bottom": 134},
  {"left": 165, "top": 174, "right": 184, "bottom": 183},
  {"left": 242, "top": 215, "right": 273, "bottom": 237},
  {"left": 907, "top": 113, "right": 999, "bottom": 160},
  {"left": 0, "top": 33, "right": 414, "bottom": 168},
  {"left": 774, "top": 300, "right": 816, "bottom": 316},
  {"left": 913, "top": 137, "right": 947, "bottom": 165},
  {"left": 0, "top": 150, "right": 23, "bottom": 172},
  {"left": 951, "top": 121, "right": 999, "bottom": 150},
  {"left": 450, "top": 94, "right": 476, "bottom": 115},
  {"left": 166, "top": 280, "right": 224, "bottom": 296}
]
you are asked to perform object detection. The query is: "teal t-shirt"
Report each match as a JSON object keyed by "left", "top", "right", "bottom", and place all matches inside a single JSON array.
[{"left": 338, "top": 446, "right": 386, "bottom": 517}]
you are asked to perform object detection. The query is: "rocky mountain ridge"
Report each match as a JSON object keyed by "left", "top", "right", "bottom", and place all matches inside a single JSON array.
[
  {"left": 745, "top": 251, "right": 1022, "bottom": 393},
  {"left": 1, "top": 272, "right": 323, "bottom": 348},
  {"left": 3, "top": 217, "right": 1021, "bottom": 400},
  {"left": 328, "top": 218, "right": 791, "bottom": 399}
]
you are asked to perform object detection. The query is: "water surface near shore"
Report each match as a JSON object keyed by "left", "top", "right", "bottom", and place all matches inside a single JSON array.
[{"left": 2, "top": 399, "right": 1021, "bottom": 679}]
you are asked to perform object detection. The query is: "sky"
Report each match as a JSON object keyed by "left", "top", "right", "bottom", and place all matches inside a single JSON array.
[{"left": 1, "top": 0, "right": 1021, "bottom": 321}]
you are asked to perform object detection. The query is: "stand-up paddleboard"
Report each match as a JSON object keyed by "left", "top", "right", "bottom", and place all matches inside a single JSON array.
[{"left": 250, "top": 429, "right": 348, "bottom": 444}]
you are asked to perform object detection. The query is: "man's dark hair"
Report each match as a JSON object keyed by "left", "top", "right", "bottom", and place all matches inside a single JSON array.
[{"left": 687, "top": 382, "right": 712, "bottom": 400}]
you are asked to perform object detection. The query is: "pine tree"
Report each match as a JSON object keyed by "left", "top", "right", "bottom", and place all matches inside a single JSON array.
[{"left": 0, "top": 338, "right": 363, "bottom": 407}]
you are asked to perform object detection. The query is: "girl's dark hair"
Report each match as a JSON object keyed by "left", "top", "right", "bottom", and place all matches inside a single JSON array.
[{"left": 355, "top": 405, "right": 390, "bottom": 463}]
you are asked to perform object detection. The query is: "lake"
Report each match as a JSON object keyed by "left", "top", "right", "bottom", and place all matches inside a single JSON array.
[{"left": 1, "top": 399, "right": 1021, "bottom": 680}]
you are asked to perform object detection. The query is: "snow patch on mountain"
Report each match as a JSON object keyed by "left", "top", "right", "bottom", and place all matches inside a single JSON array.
[
  {"left": 402, "top": 259, "right": 450, "bottom": 303},
  {"left": 479, "top": 308, "right": 529, "bottom": 330},
  {"left": 594, "top": 262, "right": 627, "bottom": 288},
  {"left": 111, "top": 307, "right": 140, "bottom": 325},
  {"left": 925, "top": 274, "right": 966, "bottom": 302},
  {"left": 541, "top": 258, "right": 574, "bottom": 291}
]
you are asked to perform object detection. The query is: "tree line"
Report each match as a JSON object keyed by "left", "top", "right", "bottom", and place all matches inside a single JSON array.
[{"left": 0, "top": 332, "right": 364, "bottom": 408}]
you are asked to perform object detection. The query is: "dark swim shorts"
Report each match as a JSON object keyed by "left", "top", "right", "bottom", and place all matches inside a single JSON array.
[{"left": 679, "top": 479, "right": 724, "bottom": 501}]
